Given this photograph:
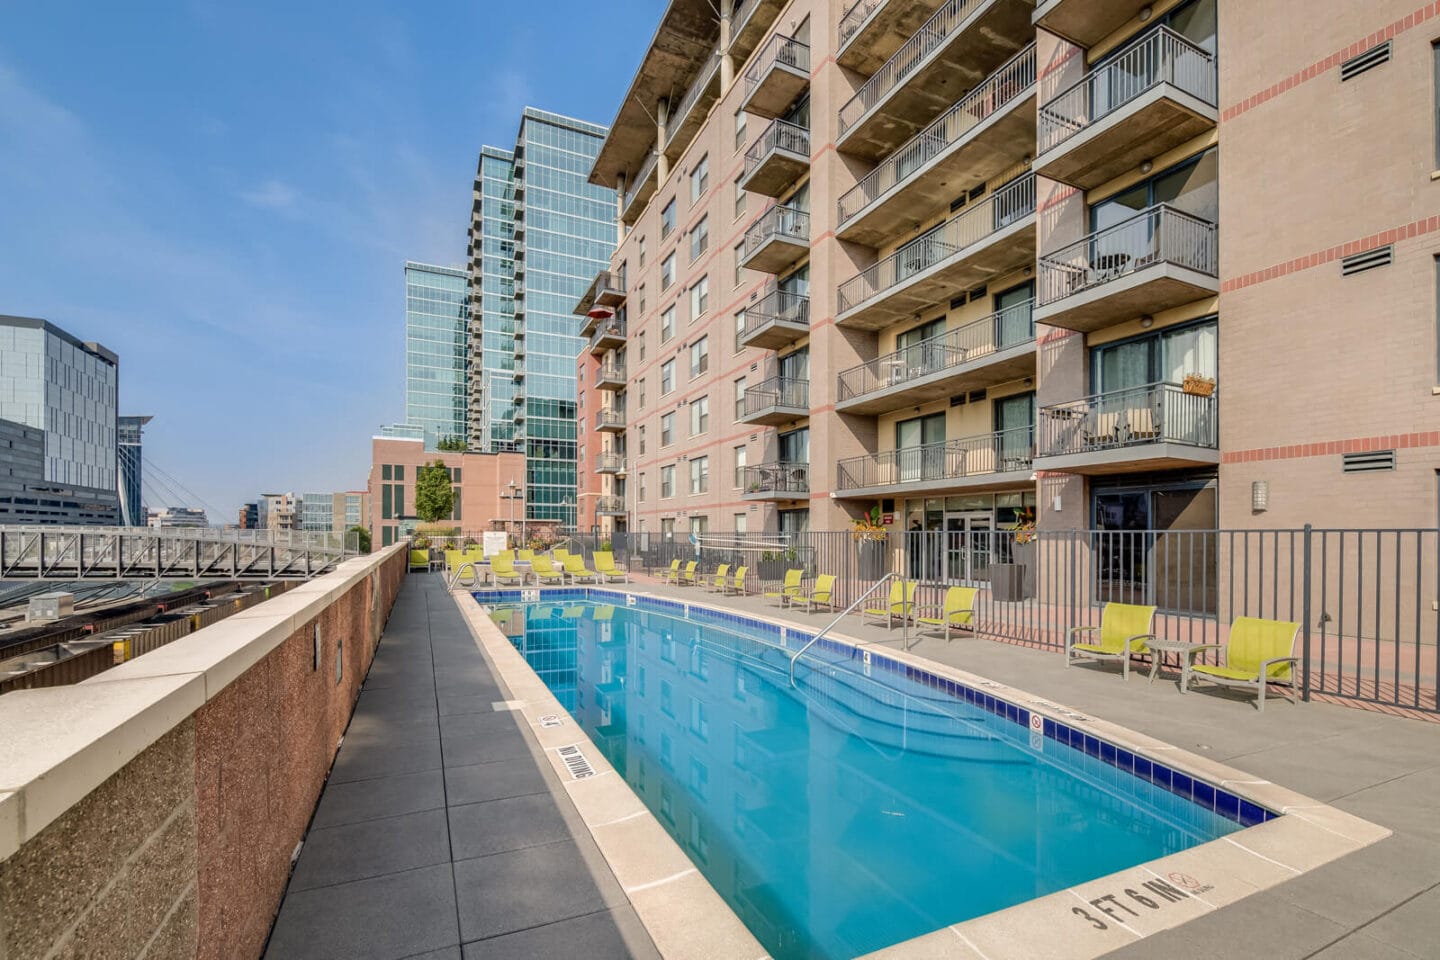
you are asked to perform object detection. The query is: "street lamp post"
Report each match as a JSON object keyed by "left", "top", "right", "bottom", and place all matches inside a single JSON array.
[{"left": 504, "top": 479, "right": 523, "bottom": 548}]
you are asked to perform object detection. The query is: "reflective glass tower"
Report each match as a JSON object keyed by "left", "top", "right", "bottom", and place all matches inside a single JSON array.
[
  {"left": 468, "top": 109, "right": 614, "bottom": 527},
  {"left": 117, "top": 414, "right": 152, "bottom": 526},
  {"left": 402, "top": 262, "right": 468, "bottom": 449}
]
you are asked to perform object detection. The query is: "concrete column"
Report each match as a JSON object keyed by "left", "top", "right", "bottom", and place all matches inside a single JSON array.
[
  {"left": 616, "top": 172, "right": 627, "bottom": 243},
  {"left": 720, "top": 0, "right": 735, "bottom": 90},
  {"left": 656, "top": 98, "right": 670, "bottom": 180}
]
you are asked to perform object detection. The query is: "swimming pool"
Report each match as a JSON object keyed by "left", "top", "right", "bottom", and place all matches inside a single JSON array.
[{"left": 481, "top": 591, "right": 1271, "bottom": 960}]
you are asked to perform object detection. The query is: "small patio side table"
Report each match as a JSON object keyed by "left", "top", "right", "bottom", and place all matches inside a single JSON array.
[{"left": 1146, "top": 638, "right": 1195, "bottom": 684}]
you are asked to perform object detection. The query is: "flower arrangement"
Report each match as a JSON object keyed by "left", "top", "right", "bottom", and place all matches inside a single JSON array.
[
  {"left": 851, "top": 503, "right": 888, "bottom": 542},
  {"left": 1008, "top": 506, "right": 1036, "bottom": 545}
]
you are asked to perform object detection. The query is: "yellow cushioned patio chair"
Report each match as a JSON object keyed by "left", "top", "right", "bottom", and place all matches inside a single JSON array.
[
  {"left": 409, "top": 549, "right": 430, "bottom": 572},
  {"left": 763, "top": 569, "right": 804, "bottom": 606},
  {"left": 489, "top": 551, "right": 526, "bottom": 587},
  {"left": 795, "top": 574, "right": 837, "bottom": 614},
  {"left": 594, "top": 551, "right": 629, "bottom": 583},
  {"left": 517, "top": 548, "right": 535, "bottom": 564},
  {"left": 1065, "top": 602, "right": 1156, "bottom": 680},
  {"left": 726, "top": 566, "right": 749, "bottom": 595},
  {"left": 864, "top": 579, "right": 917, "bottom": 628},
  {"left": 562, "top": 554, "right": 598, "bottom": 583},
  {"left": 676, "top": 560, "right": 700, "bottom": 585},
  {"left": 530, "top": 556, "right": 566, "bottom": 585},
  {"left": 915, "top": 586, "right": 978, "bottom": 642},
  {"left": 656, "top": 559, "right": 682, "bottom": 583},
  {"left": 707, "top": 564, "right": 730, "bottom": 592},
  {"left": 1181, "top": 617, "right": 1301, "bottom": 711}
]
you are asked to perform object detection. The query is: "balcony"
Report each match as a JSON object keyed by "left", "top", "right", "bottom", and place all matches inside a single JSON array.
[
  {"left": 836, "top": 45, "right": 1035, "bottom": 247},
  {"left": 664, "top": 48, "right": 723, "bottom": 164},
  {"left": 837, "top": 0, "right": 949, "bottom": 73},
  {"left": 1034, "top": 0, "right": 1159, "bottom": 50},
  {"left": 836, "top": 300, "right": 1035, "bottom": 415},
  {"left": 739, "top": 205, "right": 809, "bottom": 275},
  {"left": 1036, "top": 381, "right": 1219, "bottom": 474},
  {"left": 596, "top": 409, "right": 627, "bottom": 433},
  {"left": 1035, "top": 204, "right": 1218, "bottom": 333},
  {"left": 731, "top": 0, "right": 789, "bottom": 62},
  {"left": 596, "top": 453, "right": 626, "bottom": 474},
  {"left": 590, "top": 320, "right": 628, "bottom": 355},
  {"left": 836, "top": 428, "right": 1034, "bottom": 497},
  {"left": 511, "top": 363, "right": 524, "bottom": 380},
  {"left": 596, "top": 363, "right": 627, "bottom": 391},
  {"left": 621, "top": 150, "right": 660, "bottom": 226},
  {"left": 741, "top": 462, "right": 810, "bottom": 501},
  {"left": 836, "top": 173, "right": 1035, "bottom": 330},
  {"left": 836, "top": 0, "right": 1034, "bottom": 160},
  {"left": 738, "top": 377, "right": 809, "bottom": 426},
  {"left": 737, "top": 289, "right": 810, "bottom": 350},
  {"left": 1036, "top": 27, "right": 1218, "bottom": 190},
  {"left": 596, "top": 495, "right": 627, "bottom": 517},
  {"left": 742, "top": 35, "right": 811, "bottom": 119},
  {"left": 575, "top": 270, "right": 628, "bottom": 336},
  {"left": 740, "top": 120, "right": 810, "bottom": 198}
]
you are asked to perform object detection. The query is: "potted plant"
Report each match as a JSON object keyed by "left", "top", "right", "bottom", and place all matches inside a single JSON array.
[
  {"left": 1182, "top": 373, "right": 1216, "bottom": 397},
  {"left": 991, "top": 506, "right": 1036, "bottom": 602},
  {"left": 851, "top": 503, "right": 888, "bottom": 580},
  {"left": 757, "top": 549, "right": 786, "bottom": 580}
]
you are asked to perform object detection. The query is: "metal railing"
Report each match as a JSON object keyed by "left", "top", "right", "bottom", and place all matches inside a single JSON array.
[
  {"left": 837, "top": 173, "right": 1034, "bottom": 313},
  {"left": 837, "top": 43, "right": 1035, "bottom": 225},
  {"left": 595, "top": 495, "right": 626, "bottom": 514},
  {"left": 836, "top": 427, "right": 1034, "bottom": 490},
  {"left": 741, "top": 376, "right": 809, "bottom": 417},
  {"left": 624, "top": 150, "right": 659, "bottom": 213},
  {"left": 838, "top": 0, "right": 886, "bottom": 50},
  {"left": 1038, "top": 25, "right": 1217, "bottom": 154},
  {"left": 744, "top": 34, "right": 811, "bottom": 94},
  {"left": 838, "top": 0, "right": 987, "bottom": 135},
  {"left": 836, "top": 299, "right": 1034, "bottom": 401},
  {"left": 740, "top": 289, "right": 810, "bottom": 340},
  {"left": 1038, "top": 382, "right": 1217, "bottom": 457},
  {"left": 589, "top": 320, "right": 628, "bottom": 352},
  {"left": 789, "top": 573, "right": 904, "bottom": 685},
  {"left": 666, "top": 48, "right": 722, "bottom": 148},
  {"left": 743, "top": 204, "right": 810, "bottom": 259},
  {"left": 741, "top": 462, "right": 810, "bottom": 496},
  {"left": 595, "top": 453, "right": 625, "bottom": 472},
  {"left": 743, "top": 119, "right": 810, "bottom": 181},
  {"left": 1036, "top": 204, "right": 1218, "bottom": 307},
  {"left": 595, "top": 408, "right": 627, "bottom": 430},
  {"left": 597, "top": 362, "right": 627, "bottom": 383}
]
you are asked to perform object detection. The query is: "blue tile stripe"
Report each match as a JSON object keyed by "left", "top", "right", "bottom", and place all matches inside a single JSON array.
[{"left": 471, "top": 588, "right": 1277, "bottom": 828}]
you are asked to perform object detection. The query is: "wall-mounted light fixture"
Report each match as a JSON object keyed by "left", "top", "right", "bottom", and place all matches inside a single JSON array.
[
  {"left": 1140, "top": 159, "right": 1154, "bottom": 174},
  {"left": 1140, "top": 5, "right": 1153, "bottom": 21},
  {"left": 1139, "top": 314, "right": 1154, "bottom": 328}
]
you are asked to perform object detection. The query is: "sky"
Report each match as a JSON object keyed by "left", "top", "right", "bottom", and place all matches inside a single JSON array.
[{"left": 0, "top": 0, "right": 663, "bottom": 523}]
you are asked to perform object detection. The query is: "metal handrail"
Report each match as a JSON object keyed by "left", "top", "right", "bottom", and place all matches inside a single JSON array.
[
  {"left": 789, "top": 573, "right": 901, "bottom": 685},
  {"left": 666, "top": 49, "right": 722, "bottom": 148},
  {"left": 744, "top": 34, "right": 811, "bottom": 94},
  {"left": 744, "top": 119, "right": 811, "bottom": 182}
]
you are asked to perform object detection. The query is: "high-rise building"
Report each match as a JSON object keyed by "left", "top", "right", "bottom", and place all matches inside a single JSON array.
[
  {"left": 238, "top": 502, "right": 259, "bottom": 528},
  {"left": 467, "top": 108, "right": 616, "bottom": 528},
  {"left": 576, "top": 0, "right": 1437, "bottom": 547},
  {"left": 296, "top": 491, "right": 371, "bottom": 532},
  {"left": 116, "top": 414, "right": 152, "bottom": 526},
  {"left": 258, "top": 492, "right": 300, "bottom": 531},
  {"left": 401, "top": 262, "right": 469, "bottom": 450},
  {"left": 0, "top": 316, "right": 120, "bottom": 525}
]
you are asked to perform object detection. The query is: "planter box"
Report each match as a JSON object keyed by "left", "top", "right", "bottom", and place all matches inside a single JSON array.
[{"left": 855, "top": 538, "right": 887, "bottom": 581}]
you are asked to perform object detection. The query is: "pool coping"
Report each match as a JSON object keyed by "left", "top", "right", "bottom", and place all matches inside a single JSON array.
[{"left": 454, "top": 585, "right": 1391, "bottom": 960}]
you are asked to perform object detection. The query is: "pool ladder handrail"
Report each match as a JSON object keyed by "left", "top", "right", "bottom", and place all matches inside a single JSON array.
[{"left": 789, "top": 573, "right": 905, "bottom": 687}]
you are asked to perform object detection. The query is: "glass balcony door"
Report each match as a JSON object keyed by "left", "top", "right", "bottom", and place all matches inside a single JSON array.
[
  {"left": 895, "top": 413, "right": 945, "bottom": 482},
  {"left": 994, "top": 282, "right": 1034, "bottom": 349}
]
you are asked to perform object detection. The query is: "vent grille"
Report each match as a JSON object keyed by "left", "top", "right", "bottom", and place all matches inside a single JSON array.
[
  {"left": 1343, "top": 450, "right": 1396, "bottom": 473},
  {"left": 1341, "top": 246, "right": 1393, "bottom": 276},
  {"left": 1340, "top": 41, "right": 1391, "bottom": 81}
]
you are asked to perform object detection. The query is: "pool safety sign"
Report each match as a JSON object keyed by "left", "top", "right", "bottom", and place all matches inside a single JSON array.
[
  {"left": 1070, "top": 875, "right": 1209, "bottom": 930},
  {"left": 538, "top": 714, "right": 564, "bottom": 728},
  {"left": 556, "top": 744, "right": 597, "bottom": 779}
]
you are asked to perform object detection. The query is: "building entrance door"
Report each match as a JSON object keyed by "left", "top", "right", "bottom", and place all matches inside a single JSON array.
[{"left": 944, "top": 513, "right": 993, "bottom": 583}]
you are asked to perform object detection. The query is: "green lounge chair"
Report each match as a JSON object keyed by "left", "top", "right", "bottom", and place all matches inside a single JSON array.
[
  {"left": 1181, "top": 617, "right": 1301, "bottom": 711},
  {"left": 517, "top": 548, "right": 535, "bottom": 564},
  {"left": 915, "top": 586, "right": 978, "bottom": 642},
  {"left": 726, "top": 566, "right": 749, "bottom": 595},
  {"left": 444, "top": 549, "right": 466, "bottom": 574},
  {"left": 1065, "top": 602, "right": 1156, "bottom": 679},
  {"left": 563, "top": 554, "right": 598, "bottom": 583},
  {"left": 676, "top": 560, "right": 700, "bottom": 585},
  {"left": 795, "top": 574, "right": 837, "bottom": 614},
  {"left": 707, "top": 563, "right": 730, "bottom": 592},
  {"left": 594, "top": 551, "right": 629, "bottom": 582},
  {"left": 553, "top": 548, "right": 571, "bottom": 565},
  {"left": 530, "top": 556, "right": 566, "bottom": 585},
  {"left": 864, "top": 580, "right": 916, "bottom": 627},
  {"left": 763, "top": 569, "right": 804, "bottom": 606},
  {"left": 409, "top": 549, "right": 430, "bottom": 572},
  {"left": 656, "top": 559, "right": 682, "bottom": 583},
  {"left": 490, "top": 552, "right": 526, "bottom": 587}
]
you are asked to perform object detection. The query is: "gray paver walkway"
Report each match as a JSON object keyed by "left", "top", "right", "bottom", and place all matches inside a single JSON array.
[{"left": 263, "top": 575, "right": 659, "bottom": 960}]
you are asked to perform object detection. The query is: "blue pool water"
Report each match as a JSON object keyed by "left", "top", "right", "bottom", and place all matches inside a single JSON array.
[{"left": 483, "top": 593, "right": 1262, "bottom": 960}]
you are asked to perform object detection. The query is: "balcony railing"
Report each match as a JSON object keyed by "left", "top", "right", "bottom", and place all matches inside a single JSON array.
[
  {"left": 837, "top": 427, "right": 1034, "bottom": 490},
  {"left": 837, "top": 173, "right": 1034, "bottom": 313},
  {"left": 624, "top": 150, "right": 659, "bottom": 211},
  {"left": 1036, "top": 204, "right": 1218, "bottom": 307},
  {"left": 838, "top": 0, "right": 886, "bottom": 49},
  {"left": 741, "top": 376, "right": 809, "bottom": 417},
  {"left": 596, "top": 495, "right": 627, "bottom": 515},
  {"left": 1038, "top": 382, "right": 1218, "bottom": 458},
  {"left": 837, "top": 43, "right": 1034, "bottom": 226},
  {"left": 739, "top": 289, "right": 810, "bottom": 345},
  {"left": 745, "top": 34, "right": 811, "bottom": 95},
  {"left": 836, "top": 299, "right": 1034, "bottom": 402},
  {"left": 744, "top": 119, "right": 810, "bottom": 182},
  {"left": 742, "top": 204, "right": 810, "bottom": 260},
  {"left": 595, "top": 453, "right": 625, "bottom": 473},
  {"left": 596, "top": 363, "right": 627, "bottom": 387},
  {"left": 666, "top": 48, "right": 722, "bottom": 149},
  {"left": 1038, "top": 26, "right": 1217, "bottom": 155},
  {"left": 595, "top": 408, "right": 627, "bottom": 431},
  {"left": 741, "top": 462, "right": 810, "bottom": 497},
  {"left": 589, "top": 320, "right": 628, "bottom": 354},
  {"left": 838, "top": 0, "right": 987, "bottom": 136}
]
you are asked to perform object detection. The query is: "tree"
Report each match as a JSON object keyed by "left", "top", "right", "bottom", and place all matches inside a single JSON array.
[
  {"left": 436, "top": 435, "right": 467, "bottom": 452},
  {"left": 414, "top": 460, "right": 455, "bottom": 524},
  {"left": 347, "top": 525, "right": 372, "bottom": 554}
]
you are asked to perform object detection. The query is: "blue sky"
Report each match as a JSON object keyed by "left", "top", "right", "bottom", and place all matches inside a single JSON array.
[{"left": 0, "top": 0, "right": 662, "bottom": 522}]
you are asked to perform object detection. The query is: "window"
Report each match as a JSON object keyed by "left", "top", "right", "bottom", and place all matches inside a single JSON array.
[
  {"left": 661, "top": 359, "right": 675, "bottom": 395},
  {"left": 660, "top": 305, "right": 675, "bottom": 343},
  {"left": 639, "top": 471, "right": 647, "bottom": 501},
  {"left": 733, "top": 243, "right": 745, "bottom": 286},
  {"left": 382, "top": 464, "right": 392, "bottom": 480},
  {"left": 778, "top": 427, "right": 809, "bottom": 463},
  {"left": 661, "top": 199, "right": 676, "bottom": 239},
  {"left": 690, "top": 395, "right": 710, "bottom": 435},
  {"left": 1091, "top": 317, "right": 1218, "bottom": 393},
  {"left": 638, "top": 236, "right": 646, "bottom": 267},
  {"left": 734, "top": 309, "right": 747, "bottom": 352},
  {"left": 1435, "top": 42, "right": 1440, "bottom": 168},
  {"left": 734, "top": 178, "right": 746, "bottom": 220},
  {"left": 1090, "top": 148, "right": 1218, "bottom": 235},
  {"left": 690, "top": 336, "right": 710, "bottom": 378},
  {"left": 637, "top": 377, "right": 646, "bottom": 408},
  {"left": 734, "top": 108, "right": 747, "bottom": 152},
  {"left": 638, "top": 425, "right": 646, "bottom": 455},
  {"left": 661, "top": 465, "right": 676, "bottom": 498},
  {"left": 661, "top": 411, "right": 675, "bottom": 446},
  {"left": 637, "top": 284, "right": 646, "bottom": 316},
  {"left": 661, "top": 252, "right": 675, "bottom": 291},
  {"left": 733, "top": 512, "right": 747, "bottom": 533},
  {"left": 690, "top": 276, "right": 709, "bottom": 318},
  {"left": 690, "top": 457, "right": 710, "bottom": 494},
  {"left": 690, "top": 216, "right": 709, "bottom": 261},
  {"left": 734, "top": 377, "right": 747, "bottom": 420},
  {"left": 691, "top": 155, "right": 709, "bottom": 202},
  {"left": 733, "top": 446, "right": 747, "bottom": 487},
  {"left": 691, "top": 515, "right": 709, "bottom": 537},
  {"left": 661, "top": 517, "right": 675, "bottom": 539},
  {"left": 638, "top": 333, "right": 646, "bottom": 362}
]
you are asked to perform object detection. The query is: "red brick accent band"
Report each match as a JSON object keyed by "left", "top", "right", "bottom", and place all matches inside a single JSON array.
[
  {"left": 1221, "top": 215, "right": 1440, "bottom": 293},
  {"left": 1223, "top": 431, "right": 1440, "bottom": 464},
  {"left": 1221, "top": 3, "right": 1439, "bottom": 122}
]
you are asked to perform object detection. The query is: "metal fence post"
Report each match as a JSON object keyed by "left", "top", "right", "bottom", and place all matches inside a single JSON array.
[{"left": 1301, "top": 523, "right": 1313, "bottom": 702}]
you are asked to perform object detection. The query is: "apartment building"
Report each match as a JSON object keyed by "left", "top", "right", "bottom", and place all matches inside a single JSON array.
[{"left": 576, "top": 0, "right": 1439, "bottom": 554}]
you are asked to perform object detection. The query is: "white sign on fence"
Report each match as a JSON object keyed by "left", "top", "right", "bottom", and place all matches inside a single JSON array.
[{"left": 482, "top": 531, "right": 508, "bottom": 557}]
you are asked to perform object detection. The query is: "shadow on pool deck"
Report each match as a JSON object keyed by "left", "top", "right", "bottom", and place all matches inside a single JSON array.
[
  {"left": 623, "top": 578, "right": 1440, "bottom": 960},
  {"left": 262, "top": 574, "right": 660, "bottom": 960}
]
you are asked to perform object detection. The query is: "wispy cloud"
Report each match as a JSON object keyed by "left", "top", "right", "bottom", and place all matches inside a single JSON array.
[{"left": 240, "top": 178, "right": 301, "bottom": 211}]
